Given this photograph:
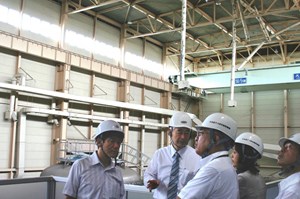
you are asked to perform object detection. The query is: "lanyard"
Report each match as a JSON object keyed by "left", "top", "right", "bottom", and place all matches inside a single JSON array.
[{"left": 212, "top": 154, "right": 228, "bottom": 160}]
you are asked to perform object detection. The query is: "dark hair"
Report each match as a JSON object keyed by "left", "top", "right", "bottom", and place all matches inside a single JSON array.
[
  {"left": 99, "top": 131, "right": 124, "bottom": 141},
  {"left": 235, "top": 143, "right": 260, "bottom": 175},
  {"left": 215, "top": 130, "right": 235, "bottom": 150}
]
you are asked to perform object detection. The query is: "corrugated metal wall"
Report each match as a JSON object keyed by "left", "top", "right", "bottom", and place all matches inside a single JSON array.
[
  {"left": 0, "top": 0, "right": 177, "bottom": 178},
  {"left": 1, "top": 0, "right": 298, "bottom": 181},
  {"left": 202, "top": 90, "right": 300, "bottom": 145}
]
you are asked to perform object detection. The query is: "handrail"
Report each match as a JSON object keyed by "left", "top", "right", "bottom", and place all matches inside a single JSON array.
[{"left": 56, "top": 139, "right": 150, "bottom": 171}]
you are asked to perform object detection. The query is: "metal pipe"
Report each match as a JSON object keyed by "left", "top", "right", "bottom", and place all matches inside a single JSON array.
[
  {"left": 20, "top": 107, "right": 169, "bottom": 128},
  {"left": 14, "top": 111, "right": 27, "bottom": 178},
  {"left": 284, "top": 90, "right": 288, "bottom": 138},
  {"left": 0, "top": 82, "right": 175, "bottom": 116},
  {"left": 229, "top": 0, "right": 237, "bottom": 103},
  {"left": 180, "top": 0, "right": 187, "bottom": 81}
]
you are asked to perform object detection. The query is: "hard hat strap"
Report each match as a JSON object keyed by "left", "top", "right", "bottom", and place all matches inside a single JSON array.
[{"left": 240, "top": 144, "right": 260, "bottom": 161}]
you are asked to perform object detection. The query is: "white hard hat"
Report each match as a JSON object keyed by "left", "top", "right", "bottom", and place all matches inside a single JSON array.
[
  {"left": 169, "top": 112, "right": 192, "bottom": 130},
  {"left": 235, "top": 132, "right": 264, "bottom": 155},
  {"left": 94, "top": 120, "right": 124, "bottom": 139},
  {"left": 279, "top": 133, "right": 300, "bottom": 148},
  {"left": 197, "top": 113, "right": 237, "bottom": 141}
]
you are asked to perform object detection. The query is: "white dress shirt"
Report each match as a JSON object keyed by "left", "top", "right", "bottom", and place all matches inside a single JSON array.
[
  {"left": 143, "top": 145, "right": 202, "bottom": 199},
  {"left": 275, "top": 172, "right": 300, "bottom": 199},
  {"left": 178, "top": 151, "right": 239, "bottom": 199}
]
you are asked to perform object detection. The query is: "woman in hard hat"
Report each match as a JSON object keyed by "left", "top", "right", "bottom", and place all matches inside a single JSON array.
[
  {"left": 144, "top": 111, "right": 202, "bottom": 199},
  {"left": 231, "top": 132, "right": 266, "bottom": 199},
  {"left": 177, "top": 113, "right": 239, "bottom": 199},
  {"left": 63, "top": 120, "right": 125, "bottom": 199},
  {"left": 276, "top": 133, "right": 300, "bottom": 199}
]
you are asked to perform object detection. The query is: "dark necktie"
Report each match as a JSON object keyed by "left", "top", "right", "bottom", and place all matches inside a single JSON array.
[{"left": 167, "top": 152, "right": 180, "bottom": 199}]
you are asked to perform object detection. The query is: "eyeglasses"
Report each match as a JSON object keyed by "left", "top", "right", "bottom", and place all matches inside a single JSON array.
[
  {"left": 196, "top": 128, "right": 209, "bottom": 137},
  {"left": 174, "top": 128, "right": 191, "bottom": 135}
]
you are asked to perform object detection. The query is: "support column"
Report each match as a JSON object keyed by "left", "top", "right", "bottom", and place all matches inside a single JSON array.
[
  {"left": 161, "top": 91, "right": 171, "bottom": 147},
  {"left": 117, "top": 79, "right": 130, "bottom": 165},
  {"left": 51, "top": 64, "right": 71, "bottom": 164}
]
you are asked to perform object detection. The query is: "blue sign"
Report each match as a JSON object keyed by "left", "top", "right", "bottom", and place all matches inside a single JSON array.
[
  {"left": 294, "top": 73, "right": 300, "bottom": 80},
  {"left": 235, "top": 77, "right": 247, "bottom": 84}
]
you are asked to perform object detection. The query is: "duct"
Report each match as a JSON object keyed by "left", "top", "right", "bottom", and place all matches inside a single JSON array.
[
  {"left": 6, "top": 73, "right": 26, "bottom": 120},
  {"left": 22, "top": 107, "right": 201, "bottom": 129},
  {"left": 0, "top": 82, "right": 175, "bottom": 116},
  {"left": 1, "top": 81, "right": 202, "bottom": 125},
  {"left": 14, "top": 110, "right": 26, "bottom": 178},
  {"left": 20, "top": 107, "right": 169, "bottom": 128}
]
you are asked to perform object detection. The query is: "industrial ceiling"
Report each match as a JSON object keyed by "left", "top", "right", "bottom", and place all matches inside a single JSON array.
[{"left": 54, "top": 0, "right": 300, "bottom": 69}]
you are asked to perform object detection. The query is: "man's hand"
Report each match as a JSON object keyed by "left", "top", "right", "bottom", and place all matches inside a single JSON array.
[{"left": 146, "top": 179, "right": 159, "bottom": 192}]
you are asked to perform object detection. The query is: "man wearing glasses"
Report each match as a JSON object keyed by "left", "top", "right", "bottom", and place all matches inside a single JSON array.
[
  {"left": 144, "top": 112, "right": 202, "bottom": 199},
  {"left": 177, "top": 112, "right": 239, "bottom": 199}
]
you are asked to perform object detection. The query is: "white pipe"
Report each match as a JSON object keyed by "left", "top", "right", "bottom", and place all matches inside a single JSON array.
[
  {"left": 0, "top": 82, "right": 175, "bottom": 116},
  {"left": 14, "top": 111, "right": 26, "bottom": 178},
  {"left": 20, "top": 107, "right": 169, "bottom": 128},
  {"left": 180, "top": 0, "right": 187, "bottom": 81},
  {"left": 9, "top": 95, "right": 16, "bottom": 120},
  {"left": 230, "top": 0, "right": 237, "bottom": 102}
]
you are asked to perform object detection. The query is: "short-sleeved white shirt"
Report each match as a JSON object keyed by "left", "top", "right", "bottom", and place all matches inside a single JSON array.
[
  {"left": 63, "top": 151, "right": 125, "bottom": 199},
  {"left": 143, "top": 145, "right": 202, "bottom": 199},
  {"left": 275, "top": 172, "right": 300, "bottom": 199},
  {"left": 178, "top": 151, "right": 239, "bottom": 199}
]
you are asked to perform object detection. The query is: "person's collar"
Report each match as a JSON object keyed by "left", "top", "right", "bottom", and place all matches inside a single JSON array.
[
  {"left": 170, "top": 144, "right": 187, "bottom": 157},
  {"left": 91, "top": 151, "right": 115, "bottom": 169}
]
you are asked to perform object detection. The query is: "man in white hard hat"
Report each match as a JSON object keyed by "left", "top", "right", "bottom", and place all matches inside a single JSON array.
[
  {"left": 232, "top": 132, "right": 266, "bottom": 199},
  {"left": 177, "top": 112, "right": 239, "bottom": 199},
  {"left": 63, "top": 120, "right": 125, "bottom": 199},
  {"left": 144, "top": 111, "right": 202, "bottom": 199},
  {"left": 275, "top": 133, "right": 300, "bottom": 199}
]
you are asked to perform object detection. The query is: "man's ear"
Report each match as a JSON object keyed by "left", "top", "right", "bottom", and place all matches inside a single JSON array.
[
  {"left": 213, "top": 132, "right": 220, "bottom": 144},
  {"left": 95, "top": 138, "right": 104, "bottom": 148}
]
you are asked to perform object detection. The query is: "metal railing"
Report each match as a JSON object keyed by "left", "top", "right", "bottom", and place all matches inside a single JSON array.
[{"left": 56, "top": 139, "right": 150, "bottom": 175}]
